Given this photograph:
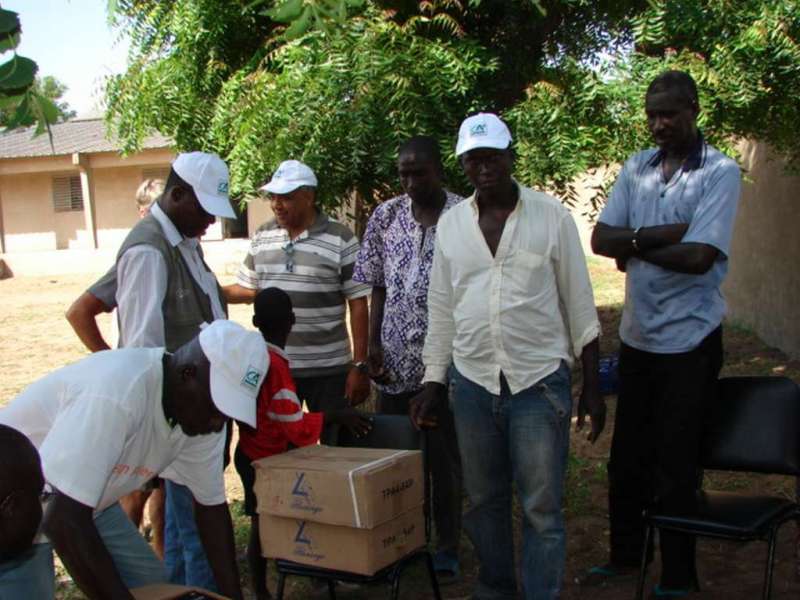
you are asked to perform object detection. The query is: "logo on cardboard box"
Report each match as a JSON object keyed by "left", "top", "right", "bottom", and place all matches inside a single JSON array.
[
  {"left": 292, "top": 521, "right": 324, "bottom": 562},
  {"left": 290, "top": 472, "right": 323, "bottom": 515}
]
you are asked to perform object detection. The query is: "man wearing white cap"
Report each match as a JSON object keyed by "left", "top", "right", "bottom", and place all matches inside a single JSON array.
[
  {"left": 0, "top": 320, "right": 264, "bottom": 600},
  {"left": 110, "top": 151, "right": 235, "bottom": 590},
  {"left": 226, "top": 160, "right": 372, "bottom": 438},
  {"left": 410, "top": 113, "right": 605, "bottom": 599}
]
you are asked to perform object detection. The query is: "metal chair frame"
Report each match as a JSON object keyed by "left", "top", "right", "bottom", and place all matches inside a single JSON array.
[{"left": 635, "top": 376, "right": 800, "bottom": 600}]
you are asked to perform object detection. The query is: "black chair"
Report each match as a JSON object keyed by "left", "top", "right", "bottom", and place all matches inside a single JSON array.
[
  {"left": 635, "top": 376, "right": 800, "bottom": 600},
  {"left": 274, "top": 414, "right": 442, "bottom": 600}
]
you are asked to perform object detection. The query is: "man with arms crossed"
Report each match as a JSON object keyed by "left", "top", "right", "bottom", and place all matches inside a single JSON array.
[
  {"left": 584, "top": 71, "right": 740, "bottom": 598},
  {"left": 0, "top": 320, "right": 264, "bottom": 600},
  {"left": 412, "top": 113, "right": 604, "bottom": 600}
]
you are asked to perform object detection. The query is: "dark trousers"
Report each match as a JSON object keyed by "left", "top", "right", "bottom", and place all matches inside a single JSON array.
[
  {"left": 295, "top": 371, "right": 348, "bottom": 445},
  {"left": 608, "top": 326, "right": 723, "bottom": 588},
  {"left": 379, "top": 389, "right": 463, "bottom": 556}
]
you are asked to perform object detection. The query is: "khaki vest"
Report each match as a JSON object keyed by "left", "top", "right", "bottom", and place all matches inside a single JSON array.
[{"left": 116, "top": 213, "right": 227, "bottom": 352}]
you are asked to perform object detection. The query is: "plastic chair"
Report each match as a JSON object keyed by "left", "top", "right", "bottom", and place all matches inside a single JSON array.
[
  {"left": 273, "top": 414, "right": 442, "bottom": 600},
  {"left": 635, "top": 376, "right": 800, "bottom": 599}
]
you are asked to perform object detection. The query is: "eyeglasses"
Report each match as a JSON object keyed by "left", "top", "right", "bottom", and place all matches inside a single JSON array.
[{"left": 282, "top": 240, "right": 296, "bottom": 273}]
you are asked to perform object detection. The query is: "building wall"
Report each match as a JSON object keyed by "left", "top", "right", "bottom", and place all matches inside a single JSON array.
[
  {"left": 0, "top": 150, "right": 173, "bottom": 252},
  {"left": 93, "top": 164, "right": 163, "bottom": 249},
  {"left": 723, "top": 141, "right": 800, "bottom": 358},
  {"left": 247, "top": 196, "right": 274, "bottom": 235},
  {"left": 0, "top": 169, "right": 84, "bottom": 251}
]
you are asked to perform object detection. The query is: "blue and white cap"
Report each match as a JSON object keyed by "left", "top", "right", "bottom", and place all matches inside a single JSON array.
[
  {"left": 455, "top": 112, "right": 512, "bottom": 157},
  {"left": 260, "top": 160, "right": 318, "bottom": 195},
  {"left": 198, "top": 320, "right": 268, "bottom": 428}
]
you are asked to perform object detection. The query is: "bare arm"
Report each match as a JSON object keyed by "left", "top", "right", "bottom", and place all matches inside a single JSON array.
[
  {"left": 44, "top": 493, "right": 134, "bottom": 600},
  {"left": 638, "top": 243, "right": 720, "bottom": 274},
  {"left": 576, "top": 337, "right": 605, "bottom": 443},
  {"left": 194, "top": 501, "right": 243, "bottom": 600},
  {"left": 345, "top": 296, "right": 371, "bottom": 405},
  {"left": 591, "top": 221, "right": 690, "bottom": 259},
  {"left": 593, "top": 222, "right": 717, "bottom": 274},
  {"left": 65, "top": 292, "right": 113, "bottom": 352},
  {"left": 222, "top": 283, "right": 257, "bottom": 304}
]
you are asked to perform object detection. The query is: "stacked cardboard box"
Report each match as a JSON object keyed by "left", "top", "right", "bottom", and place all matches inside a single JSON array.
[{"left": 253, "top": 445, "right": 425, "bottom": 575}]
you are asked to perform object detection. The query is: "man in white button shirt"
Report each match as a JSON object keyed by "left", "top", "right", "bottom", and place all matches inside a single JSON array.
[
  {"left": 411, "top": 113, "right": 606, "bottom": 600},
  {"left": 0, "top": 320, "right": 265, "bottom": 600},
  {"left": 113, "top": 151, "right": 235, "bottom": 591}
]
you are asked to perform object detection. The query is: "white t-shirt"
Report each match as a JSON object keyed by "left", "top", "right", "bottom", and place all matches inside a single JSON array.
[{"left": 0, "top": 347, "right": 226, "bottom": 510}]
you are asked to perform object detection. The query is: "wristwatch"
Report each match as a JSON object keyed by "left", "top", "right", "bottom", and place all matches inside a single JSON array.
[
  {"left": 631, "top": 227, "right": 641, "bottom": 252},
  {"left": 353, "top": 361, "right": 369, "bottom": 374}
]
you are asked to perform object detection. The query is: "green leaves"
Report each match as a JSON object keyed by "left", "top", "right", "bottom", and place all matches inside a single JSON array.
[
  {"left": 267, "top": 0, "right": 306, "bottom": 22},
  {"left": 0, "top": 55, "right": 37, "bottom": 96}
]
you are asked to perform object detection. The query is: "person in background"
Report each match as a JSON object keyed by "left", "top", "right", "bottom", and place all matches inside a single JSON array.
[
  {"left": 353, "top": 135, "right": 464, "bottom": 583},
  {"left": 224, "top": 160, "right": 372, "bottom": 442},
  {"left": 234, "top": 287, "right": 372, "bottom": 600},
  {"left": 583, "top": 70, "right": 741, "bottom": 599},
  {"left": 65, "top": 178, "right": 164, "bottom": 353}
]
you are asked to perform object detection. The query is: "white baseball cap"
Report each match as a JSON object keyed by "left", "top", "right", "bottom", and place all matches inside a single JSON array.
[
  {"left": 172, "top": 152, "right": 236, "bottom": 219},
  {"left": 455, "top": 112, "right": 513, "bottom": 157},
  {"left": 260, "top": 160, "right": 318, "bottom": 195},
  {"left": 198, "top": 320, "right": 269, "bottom": 428}
]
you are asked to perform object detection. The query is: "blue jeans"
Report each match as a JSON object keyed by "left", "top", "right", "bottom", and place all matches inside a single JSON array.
[
  {"left": 452, "top": 363, "right": 572, "bottom": 600},
  {"left": 163, "top": 480, "right": 217, "bottom": 591},
  {"left": 0, "top": 502, "right": 167, "bottom": 599}
]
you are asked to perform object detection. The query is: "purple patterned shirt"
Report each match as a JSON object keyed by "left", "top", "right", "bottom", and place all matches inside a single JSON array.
[{"left": 353, "top": 191, "right": 463, "bottom": 394}]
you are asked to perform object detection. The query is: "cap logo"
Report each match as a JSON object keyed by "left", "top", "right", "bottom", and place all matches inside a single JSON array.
[
  {"left": 217, "top": 180, "right": 228, "bottom": 194},
  {"left": 241, "top": 365, "right": 263, "bottom": 391},
  {"left": 469, "top": 123, "right": 488, "bottom": 137}
]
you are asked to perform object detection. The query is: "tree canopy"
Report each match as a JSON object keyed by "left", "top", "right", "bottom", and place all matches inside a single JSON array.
[{"left": 105, "top": 0, "right": 800, "bottom": 213}]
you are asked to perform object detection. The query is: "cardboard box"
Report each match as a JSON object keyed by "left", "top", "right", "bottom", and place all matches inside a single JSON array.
[
  {"left": 131, "top": 583, "right": 229, "bottom": 599},
  {"left": 259, "top": 506, "right": 425, "bottom": 575},
  {"left": 253, "top": 445, "right": 423, "bottom": 528}
]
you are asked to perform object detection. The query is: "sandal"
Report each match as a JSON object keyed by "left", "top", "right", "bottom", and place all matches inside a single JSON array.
[
  {"left": 433, "top": 551, "right": 461, "bottom": 586},
  {"left": 576, "top": 563, "right": 638, "bottom": 587}
]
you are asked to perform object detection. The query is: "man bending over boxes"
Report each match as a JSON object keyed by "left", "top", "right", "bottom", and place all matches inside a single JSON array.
[
  {"left": 0, "top": 320, "right": 262, "bottom": 600},
  {"left": 234, "top": 287, "right": 372, "bottom": 600}
]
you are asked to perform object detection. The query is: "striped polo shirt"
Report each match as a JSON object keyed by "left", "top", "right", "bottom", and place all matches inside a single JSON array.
[{"left": 237, "top": 211, "right": 371, "bottom": 377}]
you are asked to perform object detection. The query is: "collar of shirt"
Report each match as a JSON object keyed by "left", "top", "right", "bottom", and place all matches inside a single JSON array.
[
  {"left": 646, "top": 132, "right": 706, "bottom": 172},
  {"left": 266, "top": 342, "right": 290, "bottom": 362},
  {"left": 149, "top": 203, "right": 184, "bottom": 247}
]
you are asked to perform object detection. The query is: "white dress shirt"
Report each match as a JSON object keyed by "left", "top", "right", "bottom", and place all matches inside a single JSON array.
[
  {"left": 116, "top": 203, "right": 226, "bottom": 348},
  {"left": 422, "top": 183, "right": 600, "bottom": 395}
]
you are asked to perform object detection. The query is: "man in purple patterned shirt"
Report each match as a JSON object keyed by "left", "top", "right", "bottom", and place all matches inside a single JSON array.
[{"left": 353, "top": 136, "right": 464, "bottom": 582}]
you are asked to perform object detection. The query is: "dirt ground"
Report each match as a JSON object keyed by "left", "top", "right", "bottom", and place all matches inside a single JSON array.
[{"left": 1, "top": 262, "right": 799, "bottom": 599}]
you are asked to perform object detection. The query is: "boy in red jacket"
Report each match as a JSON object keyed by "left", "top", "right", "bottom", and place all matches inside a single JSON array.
[{"left": 234, "top": 287, "right": 372, "bottom": 600}]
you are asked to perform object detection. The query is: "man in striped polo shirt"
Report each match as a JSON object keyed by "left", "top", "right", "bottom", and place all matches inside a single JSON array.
[{"left": 225, "top": 160, "right": 371, "bottom": 440}]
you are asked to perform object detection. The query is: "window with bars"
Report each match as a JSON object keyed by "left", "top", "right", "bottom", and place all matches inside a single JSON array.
[{"left": 52, "top": 175, "right": 84, "bottom": 212}]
